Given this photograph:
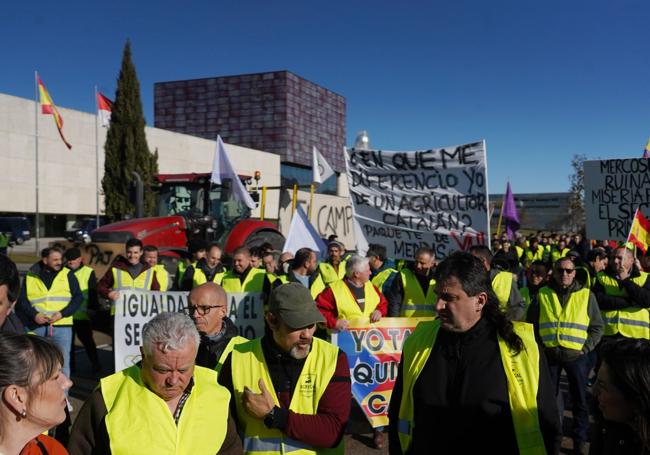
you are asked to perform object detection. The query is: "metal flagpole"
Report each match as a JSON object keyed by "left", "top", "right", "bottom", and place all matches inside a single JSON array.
[
  {"left": 34, "top": 71, "right": 40, "bottom": 254},
  {"left": 95, "top": 86, "right": 100, "bottom": 226}
]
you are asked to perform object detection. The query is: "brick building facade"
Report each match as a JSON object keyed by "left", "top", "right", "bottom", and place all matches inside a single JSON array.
[{"left": 153, "top": 71, "right": 346, "bottom": 172}]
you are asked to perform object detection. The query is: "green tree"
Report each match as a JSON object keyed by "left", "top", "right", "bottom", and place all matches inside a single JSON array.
[
  {"left": 567, "top": 153, "right": 586, "bottom": 231},
  {"left": 102, "top": 40, "right": 158, "bottom": 220}
]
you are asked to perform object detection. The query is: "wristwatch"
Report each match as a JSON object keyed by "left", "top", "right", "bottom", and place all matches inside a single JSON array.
[{"left": 264, "top": 406, "right": 278, "bottom": 428}]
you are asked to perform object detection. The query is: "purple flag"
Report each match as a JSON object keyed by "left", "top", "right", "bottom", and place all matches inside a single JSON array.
[{"left": 502, "top": 182, "right": 520, "bottom": 240}]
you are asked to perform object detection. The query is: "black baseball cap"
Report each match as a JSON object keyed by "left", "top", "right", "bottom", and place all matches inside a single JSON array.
[{"left": 268, "top": 283, "right": 325, "bottom": 329}]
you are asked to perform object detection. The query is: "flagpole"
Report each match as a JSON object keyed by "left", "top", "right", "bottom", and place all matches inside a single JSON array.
[
  {"left": 94, "top": 85, "right": 100, "bottom": 226},
  {"left": 260, "top": 186, "right": 267, "bottom": 221},
  {"left": 496, "top": 193, "right": 505, "bottom": 238},
  {"left": 34, "top": 71, "right": 40, "bottom": 255},
  {"left": 292, "top": 184, "right": 298, "bottom": 216},
  {"left": 308, "top": 184, "right": 315, "bottom": 221}
]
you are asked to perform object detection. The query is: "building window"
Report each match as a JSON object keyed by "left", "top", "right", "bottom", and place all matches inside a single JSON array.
[{"left": 280, "top": 163, "right": 337, "bottom": 195}]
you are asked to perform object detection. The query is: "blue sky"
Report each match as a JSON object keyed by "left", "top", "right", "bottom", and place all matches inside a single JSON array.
[{"left": 2, "top": 0, "right": 650, "bottom": 195}]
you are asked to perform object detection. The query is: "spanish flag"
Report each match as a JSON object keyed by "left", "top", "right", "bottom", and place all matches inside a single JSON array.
[
  {"left": 644, "top": 138, "right": 650, "bottom": 158},
  {"left": 627, "top": 208, "right": 650, "bottom": 253},
  {"left": 38, "top": 76, "right": 72, "bottom": 150}
]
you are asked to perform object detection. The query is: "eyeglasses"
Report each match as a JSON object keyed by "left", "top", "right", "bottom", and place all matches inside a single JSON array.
[
  {"left": 187, "top": 305, "right": 225, "bottom": 315},
  {"left": 555, "top": 267, "right": 575, "bottom": 275},
  {"left": 530, "top": 270, "right": 546, "bottom": 277}
]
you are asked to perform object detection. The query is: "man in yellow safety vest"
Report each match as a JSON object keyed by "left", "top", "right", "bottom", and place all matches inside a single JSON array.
[
  {"left": 388, "top": 252, "right": 561, "bottom": 454},
  {"left": 217, "top": 283, "right": 351, "bottom": 454},
  {"left": 68, "top": 312, "right": 242, "bottom": 455},
  {"left": 385, "top": 247, "right": 436, "bottom": 318}
]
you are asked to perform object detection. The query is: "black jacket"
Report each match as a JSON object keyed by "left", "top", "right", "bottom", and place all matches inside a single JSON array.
[
  {"left": 388, "top": 317, "right": 562, "bottom": 454},
  {"left": 195, "top": 317, "right": 240, "bottom": 369}
]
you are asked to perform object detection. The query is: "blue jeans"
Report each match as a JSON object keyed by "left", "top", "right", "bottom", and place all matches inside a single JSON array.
[{"left": 32, "top": 325, "right": 73, "bottom": 382}]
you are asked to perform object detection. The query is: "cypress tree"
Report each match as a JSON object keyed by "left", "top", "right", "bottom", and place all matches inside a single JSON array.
[{"left": 102, "top": 40, "right": 159, "bottom": 221}]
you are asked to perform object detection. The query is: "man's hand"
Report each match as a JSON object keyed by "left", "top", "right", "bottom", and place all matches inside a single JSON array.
[
  {"left": 48, "top": 312, "right": 63, "bottom": 323},
  {"left": 370, "top": 310, "right": 382, "bottom": 323},
  {"left": 108, "top": 290, "right": 120, "bottom": 301},
  {"left": 242, "top": 378, "right": 275, "bottom": 419},
  {"left": 334, "top": 319, "right": 349, "bottom": 331},
  {"left": 34, "top": 313, "right": 49, "bottom": 325}
]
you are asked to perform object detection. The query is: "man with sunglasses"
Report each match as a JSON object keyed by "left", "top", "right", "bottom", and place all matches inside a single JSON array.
[
  {"left": 527, "top": 256, "right": 603, "bottom": 454},
  {"left": 188, "top": 282, "right": 246, "bottom": 371}
]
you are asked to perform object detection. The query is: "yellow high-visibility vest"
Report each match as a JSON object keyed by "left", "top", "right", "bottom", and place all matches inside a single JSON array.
[
  {"left": 371, "top": 267, "right": 397, "bottom": 294},
  {"left": 596, "top": 272, "right": 650, "bottom": 339},
  {"left": 72, "top": 265, "right": 93, "bottom": 321},
  {"left": 192, "top": 266, "right": 225, "bottom": 287},
  {"left": 153, "top": 264, "right": 169, "bottom": 291},
  {"left": 399, "top": 269, "right": 436, "bottom": 317},
  {"left": 329, "top": 279, "right": 380, "bottom": 321},
  {"left": 397, "top": 320, "right": 546, "bottom": 455},
  {"left": 111, "top": 266, "right": 155, "bottom": 315},
  {"left": 221, "top": 268, "right": 267, "bottom": 293},
  {"left": 231, "top": 337, "right": 343, "bottom": 455},
  {"left": 102, "top": 365, "right": 230, "bottom": 454},
  {"left": 319, "top": 260, "right": 347, "bottom": 286},
  {"left": 492, "top": 271, "right": 514, "bottom": 309},
  {"left": 537, "top": 286, "right": 591, "bottom": 350},
  {"left": 26, "top": 268, "right": 74, "bottom": 326}
]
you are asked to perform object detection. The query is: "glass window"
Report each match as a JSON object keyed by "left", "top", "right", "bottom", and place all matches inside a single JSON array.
[{"left": 281, "top": 163, "right": 337, "bottom": 195}]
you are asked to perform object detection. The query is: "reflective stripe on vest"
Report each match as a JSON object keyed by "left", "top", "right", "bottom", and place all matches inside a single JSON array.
[
  {"left": 193, "top": 267, "right": 225, "bottom": 288},
  {"left": 102, "top": 365, "right": 230, "bottom": 454},
  {"left": 537, "top": 286, "right": 591, "bottom": 350},
  {"left": 399, "top": 269, "right": 436, "bottom": 317},
  {"left": 221, "top": 268, "right": 267, "bottom": 293},
  {"left": 26, "top": 268, "right": 73, "bottom": 326},
  {"left": 72, "top": 265, "right": 93, "bottom": 321},
  {"left": 267, "top": 273, "right": 288, "bottom": 285},
  {"left": 231, "top": 337, "right": 343, "bottom": 455},
  {"left": 597, "top": 272, "right": 650, "bottom": 339},
  {"left": 397, "top": 320, "right": 546, "bottom": 454},
  {"left": 492, "top": 271, "right": 514, "bottom": 309},
  {"left": 319, "top": 260, "right": 346, "bottom": 286},
  {"left": 113, "top": 267, "right": 154, "bottom": 290},
  {"left": 329, "top": 279, "right": 380, "bottom": 321}
]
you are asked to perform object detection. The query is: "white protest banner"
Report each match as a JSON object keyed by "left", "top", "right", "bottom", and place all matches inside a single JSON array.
[
  {"left": 584, "top": 158, "right": 650, "bottom": 240},
  {"left": 114, "top": 291, "right": 264, "bottom": 372},
  {"left": 345, "top": 142, "right": 490, "bottom": 259}
]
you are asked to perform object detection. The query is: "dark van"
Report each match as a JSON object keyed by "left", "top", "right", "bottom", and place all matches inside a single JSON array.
[
  {"left": 65, "top": 217, "right": 105, "bottom": 244},
  {"left": 0, "top": 217, "right": 32, "bottom": 244}
]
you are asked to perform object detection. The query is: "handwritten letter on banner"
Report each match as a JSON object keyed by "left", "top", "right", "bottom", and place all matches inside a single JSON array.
[
  {"left": 584, "top": 158, "right": 650, "bottom": 241},
  {"left": 114, "top": 291, "right": 264, "bottom": 372},
  {"left": 345, "top": 142, "right": 489, "bottom": 260},
  {"left": 331, "top": 317, "right": 433, "bottom": 428}
]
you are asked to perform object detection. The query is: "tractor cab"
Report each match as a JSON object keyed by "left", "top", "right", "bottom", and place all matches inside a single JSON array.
[{"left": 156, "top": 173, "right": 253, "bottom": 243}]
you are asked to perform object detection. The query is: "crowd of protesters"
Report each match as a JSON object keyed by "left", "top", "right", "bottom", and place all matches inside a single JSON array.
[{"left": 0, "top": 227, "right": 649, "bottom": 454}]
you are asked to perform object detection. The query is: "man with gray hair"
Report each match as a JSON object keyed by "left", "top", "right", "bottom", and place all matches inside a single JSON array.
[
  {"left": 316, "top": 254, "right": 387, "bottom": 331},
  {"left": 69, "top": 312, "right": 242, "bottom": 455}
]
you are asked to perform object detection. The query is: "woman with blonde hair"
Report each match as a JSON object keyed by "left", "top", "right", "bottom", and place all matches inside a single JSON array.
[{"left": 0, "top": 333, "right": 73, "bottom": 455}]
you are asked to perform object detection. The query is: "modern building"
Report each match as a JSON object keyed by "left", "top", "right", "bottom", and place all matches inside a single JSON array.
[
  {"left": 490, "top": 192, "right": 573, "bottom": 234},
  {"left": 153, "top": 70, "right": 346, "bottom": 194}
]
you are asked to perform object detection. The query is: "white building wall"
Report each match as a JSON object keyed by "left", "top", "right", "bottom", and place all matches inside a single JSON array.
[{"left": 0, "top": 93, "right": 280, "bottom": 219}]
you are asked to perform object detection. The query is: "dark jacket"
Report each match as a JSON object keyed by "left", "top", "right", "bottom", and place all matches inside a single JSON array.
[
  {"left": 96, "top": 256, "right": 160, "bottom": 299},
  {"left": 16, "top": 261, "right": 83, "bottom": 328},
  {"left": 195, "top": 316, "right": 240, "bottom": 369},
  {"left": 387, "top": 317, "right": 562, "bottom": 455},
  {"left": 384, "top": 267, "right": 435, "bottom": 317},
  {"left": 592, "top": 266, "right": 650, "bottom": 311}
]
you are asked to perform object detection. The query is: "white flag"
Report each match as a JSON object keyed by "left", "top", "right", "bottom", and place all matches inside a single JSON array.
[
  {"left": 211, "top": 136, "right": 256, "bottom": 209},
  {"left": 282, "top": 205, "right": 327, "bottom": 258},
  {"left": 312, "top": 146, "right": 335, "bottom": 184}
]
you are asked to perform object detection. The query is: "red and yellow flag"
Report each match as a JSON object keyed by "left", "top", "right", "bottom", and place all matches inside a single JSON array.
[
  {"left": 38, "top": 76, "right": 72, "bottom": 149},
  {"left": 627, "top": 208, "right": 650, "bottom": 253}
]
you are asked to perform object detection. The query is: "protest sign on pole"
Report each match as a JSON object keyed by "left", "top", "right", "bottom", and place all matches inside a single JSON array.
[
  {"left": 584, "top": 158, "right": 650, "bottom": 240},
  {"left": 331, "top": 317, "right": 433, "bottom": 428},
  {"left": 345, "top": 141, "right": 489, "bottom": 260},
  {"left": 114, "top": 291, "right": 264, "bottom": 372}
]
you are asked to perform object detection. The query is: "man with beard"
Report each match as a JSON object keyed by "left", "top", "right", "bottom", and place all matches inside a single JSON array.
[
  {"left": 218, "top": 283, "right": 351, "bottom": 454},
  {"left": 189, "top": 282, "right": 246, "bottom": 371},
  {"left": 385, "top": 247, "right": 437, "bottom": 317},
  {"left": 388, "top": 252, "right": 561, "bottom": 454},
  {"left": 318, "top": 241, "right": 347, "bottom": 286},
  {"left": 180, "top": 243, "right": 227, "bottom": 291}
]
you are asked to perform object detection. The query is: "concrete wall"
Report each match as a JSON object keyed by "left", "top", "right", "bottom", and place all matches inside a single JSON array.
[{"left": 0, "top": 92, "right": 281, "bottom": 219}]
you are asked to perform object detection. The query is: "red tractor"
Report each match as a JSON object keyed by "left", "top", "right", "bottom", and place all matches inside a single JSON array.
[{"left": 81, "top": 172, "right": 284, "bottom": 278}]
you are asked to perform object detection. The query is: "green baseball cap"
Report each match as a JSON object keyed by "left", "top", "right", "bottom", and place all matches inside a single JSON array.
[{"left": 268, "top": 283, "right": 325, "bottom": 329}]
